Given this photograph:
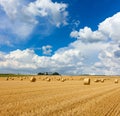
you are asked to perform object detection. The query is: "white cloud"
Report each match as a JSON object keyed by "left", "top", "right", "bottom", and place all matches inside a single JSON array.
[
  {"left": 0, "top": 41, "right": 119, "bottom": 75},
  {"left": 0, "top": 40, "right": 108, "bottom": 75},
  {"left": 0, "top": 10, "right": 120, "bottom": 75},
  {"left": 0, "top": 46, "right": 82, "bottom": 74},
  {"left": 0, "top": 0, "right": 37, "bottom": 39},
  {"left": 0, "top": 49, "right": 38, "bottom": 69},
  {"left": 71, "top": 20, "right": 80, "bottom": 29},
  {"left": 0, "top": 0, "right": 68, "bottom": 41},
  {"left": 70, "top": 30, "right": 79, "bottom": 38},
  {"left": 0, "top": 0, "right": 22, "bottom": 20},
  {"left": 42, "top": 45, "right": 52, "bottom": 55},
  {"left": 74, "top": 20, "right": 80, "bottom": 27},
  {"left": 70, "top": 27, "right": 107, "bottom": 43},
  {"left": 70, "top": 12, "right": 120, "bottom": 43},
  {"left": 99, "top": 12, "right": 120, "bottom": 42},
  {"left": 51, "top": 40, "right": 108, "bottom": 74},
  {"left": 92, "top": 42, "right": 120, "bottom": 75},
  {"left": 68, "top": 12, "right": 120, "bottom": 75},
  {"left": 25, "top": 0, "right": 68, "bottom": 27}
]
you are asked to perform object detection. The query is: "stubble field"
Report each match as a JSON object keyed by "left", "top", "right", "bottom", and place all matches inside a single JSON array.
[{"left": 0, "top": 75, "right": 120, "bottom": 116}]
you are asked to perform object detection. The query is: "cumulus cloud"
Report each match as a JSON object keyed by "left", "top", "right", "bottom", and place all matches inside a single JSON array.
[
  {"left": 99, "top": 12, "right": 120, "bottom": 42},
  {"left": 0, "top": 45, "right": 82, "bottom": 74},
  {"left": 51, "top": 40, "right": 108, "bottom": 74},
  {"left": 0, "top": 41, "right": 118, "bottom": 75},
  {"left": 70, "top": 12, "right": 120, "bottom": 43},
  {"left": 0, "top": 0, "right": 68, "bottom": 42},
  {"left": 42, "top": 45, "right": 52, "bottom": 55},
  {"left": 0, "top": 40, "right": 108, "bottom": 75},
  {"left": 0, "top": 10, "right": 120, "bottom": 75},
  {"left": 92, "top": 42, "right": 120, "bottom": 75},
  {"left": 0, "top": 0, "right": 35, "bottom": 38},
  {"left": 25, "top": 0, "right": 68, "bottom": 27},
  {"left": 68, "top": 12, "right": 120, "bottom": 75},
  {"left": 0, "top": 49, "right": 38, "bottom": 69},
  {"left": 70, "top": 27, "right": 107, "bottom": 43}
]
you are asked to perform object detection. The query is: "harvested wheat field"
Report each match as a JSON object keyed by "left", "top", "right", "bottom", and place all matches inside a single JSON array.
[{"left": 0, "top": 75, "right": 120, "bottom": 116}]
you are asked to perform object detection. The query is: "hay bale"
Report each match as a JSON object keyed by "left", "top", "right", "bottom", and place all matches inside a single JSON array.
[
  {"left": 100, "top": 79, "right": 104, "bottom": 83},
  {"left": 114, "top": 79, "right": 118, "bottom": 83},
  {"left": 94, "top": 79, "right": 99, "bottom": 82},
  {"left": 6, "top": 77, "right": 9, "bottom": 81},
  {"left": 46, "top": 78, "right": 51, "bottom": 82},
  {"left": 20, "top": 78, "right": 23, "bottom": 81},
  {"left": 30, "top": 77, "right": 36, "bottom": 82},
  {"left": 83, "top": 78, "right": 90, "bottom": 85},
  {"left": 56, "top": 78, "right": 60, "bottom": 81},
  {"left": 61, "top": 78, "right": 66, "bottom": 82}
]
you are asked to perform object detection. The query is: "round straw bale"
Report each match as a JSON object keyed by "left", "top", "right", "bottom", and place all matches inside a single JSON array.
[
  {"left": 6, "top": 77, "right": 9, "bottom": 81},
  {"left": 94, "top": 79, "right": 99, "bottom": 82},
  {"left": 30, "top": 77, "right": 36, "bottom": 82},
  {"left": 20, "top": 78, "right": 23, "bottom": 81},
  {"left": 61, "top": 78, "right": 66, "bottom": 82},
  {"left": 83, "top": 78, "right": 90, "bottom": 85},
  {"left": 56, "top": 78, "right": 60, "bottom": 81},
  {"left": 100, "top": 79, "right": 104, "bottom": 83},
  {"left": 114, "top": 79, "right": 118, "bottom": 83},
  {"left": 46, "top": 78, "right": 51, "bottom": 82}
]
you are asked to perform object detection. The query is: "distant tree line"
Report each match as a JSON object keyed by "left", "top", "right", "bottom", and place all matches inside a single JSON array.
[
  {"left": 37, "top": 72, "right": 60, "bottom": 75},
  {"left": 0, "top": 73, "right": 33, "bottom": 77}
]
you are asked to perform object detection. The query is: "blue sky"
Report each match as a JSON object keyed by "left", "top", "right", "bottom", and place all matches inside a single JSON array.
[{"left": 0, "top": 0, "right": 120, "bottom": 75}]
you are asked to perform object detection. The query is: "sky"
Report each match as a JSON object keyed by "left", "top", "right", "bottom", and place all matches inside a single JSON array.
[{"left": 0, "top": 0, "right": 120, "bottom": 75}]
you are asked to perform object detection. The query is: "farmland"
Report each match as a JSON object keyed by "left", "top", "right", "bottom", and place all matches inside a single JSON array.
[{"left": 0, "top": 75, "right": 120, "bottom": 116}]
